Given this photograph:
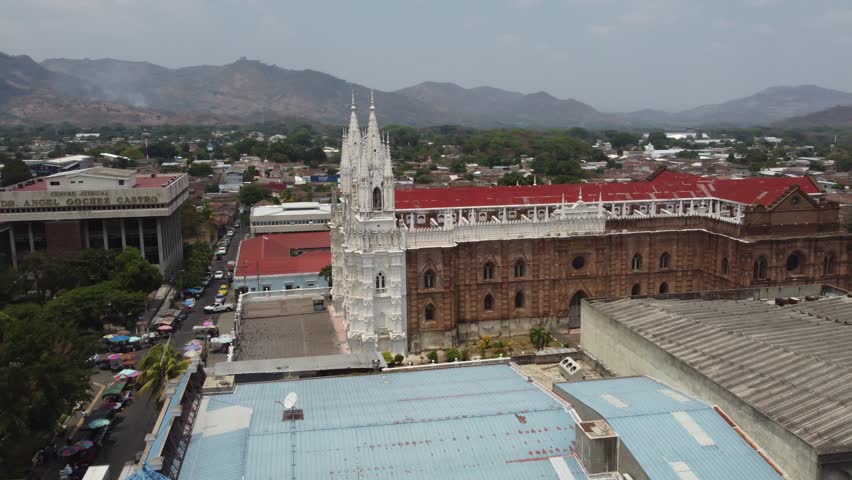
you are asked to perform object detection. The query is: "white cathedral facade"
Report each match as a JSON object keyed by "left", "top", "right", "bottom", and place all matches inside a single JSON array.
[{"left": 330, "top": 95, "right": 408, "bottom": 354}]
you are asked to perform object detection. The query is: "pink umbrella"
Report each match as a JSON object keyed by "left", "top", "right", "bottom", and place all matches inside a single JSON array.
[
  {"left": 157, "top": 325, "right": 173, "bottom": 331},
  {"left": 107, "top": 354, "right": 123, "bottom": 360},
  {"left": 202, "top": 321, "right": 214, "bottom": 327}
]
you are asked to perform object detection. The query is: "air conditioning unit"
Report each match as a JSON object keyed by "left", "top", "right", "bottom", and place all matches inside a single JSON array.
[{"left": 576, "top": 420, "right": 618, "bottom": 474}]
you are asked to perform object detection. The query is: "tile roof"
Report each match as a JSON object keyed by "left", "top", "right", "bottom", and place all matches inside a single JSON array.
[
  {"left": 235, "top": 232, "right": 330, "bottom": 277},
  {"left": 586, "top": 296, "right": 852, "bottom": 453},
  {"left": 394, "top": 169, "right": 821, "bottom": 210},
  {"left": 556, "top": 377, "right": 782, "bottom": 480},
  {"left": 178, "top": 364, "right": 583, "bottom": 480}
]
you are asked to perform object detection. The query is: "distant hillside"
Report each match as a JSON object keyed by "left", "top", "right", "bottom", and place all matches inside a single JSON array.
[
  {"left": 675, "top": 85, "right": 852, "bottom": 126},
  {"left": 42, "top": 57, "right": 440, "bottom": 126},
  {"left": 1, "top": 51, "right": 851, "bottom": 128},
  {"left": 395, "top": 81, "right": 615, "bottom": 127},
  {"left": 776, "top": 105, "right": 852, "bottom": 128}
]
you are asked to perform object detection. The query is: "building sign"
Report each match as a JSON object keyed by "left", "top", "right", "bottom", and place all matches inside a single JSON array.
[{"left": 0, "top": 190, "right": 160, "bottom": 209}]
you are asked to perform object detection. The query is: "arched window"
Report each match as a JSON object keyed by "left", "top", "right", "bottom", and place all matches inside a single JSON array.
[
  {"left": 824, "top": 254, "right": 836, "bottom": 275},
  {"left": 425, "top": 304, "right": 435, "bottom": 321},
  {"left": 631, "top": 283, "right": 641, "bottom": 295},
  {"left": 483, "top": 261, "right": 494, "bottom": 280},
  {"left": 631, "top": 254, "right": 642, "bottom": 271},
  {"left": 514, "top": 291, "right": 525, "bottom": 309},
  {"left": 372, "top": 187, "right": 382, "bottom": 210},
  {"left": 514, "top": 258, "right": 526, "bottom": 278},
  {"left": 423, "top": 269, "right": 435, "bottom": 289},
  {"left": 659, "top": 252, "right": 670, "bottom": 269},
  {"left": 786, "top": 251, "right": 804, "bottom": 273},
  {"left": 568, "top": 290, "right": 587, "bottom": 324},
  {"left": 659, "top": 282, "right": 669, "bottom": 294},
  {"left": 721, "top": 257, "right": 729, "bottom": 275},
  {"left": 375, "top": 272, "right": 385, "bottom": 289},
  {"left": 484, "top": 294, "right": 494, "bottom": 311},
  {"left": 754, "top": 256, "right": 768, "bottom": 280}
]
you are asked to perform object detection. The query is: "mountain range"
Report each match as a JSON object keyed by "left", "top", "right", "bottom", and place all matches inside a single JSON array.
[{"left": 2, "top": 52, "right": 852, "bottom": 128}]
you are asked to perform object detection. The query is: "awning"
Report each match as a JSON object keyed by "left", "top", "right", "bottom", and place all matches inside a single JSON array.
[
  {"left": 153, "top": 317, "right": 175, "bottom": 326},
  {"left": 102, "top": 380, "right": 127, "bottom": 398}
]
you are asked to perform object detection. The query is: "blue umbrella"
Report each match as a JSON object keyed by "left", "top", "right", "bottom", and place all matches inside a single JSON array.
[
  {"left": 109, "top": 335, "right": 130, "bottom": 343},
  {"left": 88, "top": 418, "right": 111, "bottom": 430}
]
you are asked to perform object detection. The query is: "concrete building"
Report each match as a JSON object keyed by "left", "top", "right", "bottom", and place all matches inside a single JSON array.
[
  {"left": 0, "top": 167, "right": 188, "bottom": 276},
  {"left": 249, "top": 202, "right": 331, "bottom": 234},
  {"left": 581, "top": 286, "right": 852, "bottom": 480},
  {"left": 233, "top": 232, "right": 330, "bottom": 292},
  {"left": 25, "top": 155, "right": 95, "bottom": 177}
]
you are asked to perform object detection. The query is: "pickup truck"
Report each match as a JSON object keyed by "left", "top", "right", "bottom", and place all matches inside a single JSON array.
[{"left": 204, "top": 303, "right": 234, "bottom": 313}]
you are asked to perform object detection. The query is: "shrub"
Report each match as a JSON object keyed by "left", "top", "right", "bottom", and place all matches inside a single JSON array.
[
  {"left": 393, "top": 353, "right": 405, "bottom": 365},
  {"left": 381, "top": 351, "right": 394, "bottom": 366},
  {"left": 445, "top": 348, "right": 461, "bottom": 362},
  {"left": 426, "top": 350, "right": 439, "bottom": 363}
]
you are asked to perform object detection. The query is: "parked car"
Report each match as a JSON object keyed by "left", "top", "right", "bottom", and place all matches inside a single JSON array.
[
  {"left": 216, "top": 248, "right": 227, "bottom": 256},
  {"left": 227, "top": 229, "right": 235, "bottom": 236},
  {"left": 214, "top": 294, "right": 226, "bottom": 304},
  {"left": 213, "top": 270, "right": 225, "bottom": 279},
  {"left": 234, "top": 221, "right": 241, "bottom": 228},
  {"left": 204, "top": 303, "right": 234, "bottom": 313}
]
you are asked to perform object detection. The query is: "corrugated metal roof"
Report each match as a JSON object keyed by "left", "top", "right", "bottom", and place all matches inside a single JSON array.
[
  {"left": 556, "top": 377, "right": 782, "bottom": 480},
  {"left": 178, "top": 364, "right": 584, "bottom": 480},
  {"left": 587, "top": 296, "right": 852, "bottom": 453}
]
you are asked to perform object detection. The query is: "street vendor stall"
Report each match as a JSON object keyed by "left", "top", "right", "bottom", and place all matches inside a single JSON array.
[{"left": 101, "top": 380, "right": 127, "bottom": 402}]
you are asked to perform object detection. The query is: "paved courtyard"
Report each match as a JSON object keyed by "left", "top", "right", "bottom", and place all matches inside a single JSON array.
[{"left": 237, "top": 310, "right": 343, "bottom": 360}]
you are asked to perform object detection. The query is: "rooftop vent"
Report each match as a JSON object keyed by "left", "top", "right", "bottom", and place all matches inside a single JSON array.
[{"left": 576, "top": 419, "right": 618, "bottom": 474}]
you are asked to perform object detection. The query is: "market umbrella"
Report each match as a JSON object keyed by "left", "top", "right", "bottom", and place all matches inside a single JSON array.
[
  {"left": 107, "top": 354, "right": 123, "bottom": 360},
  {"left": 218, "top": 334, "right": 235, "bottom": 343},
  {"left": 88, "top": 418, "right": 111, "bottom": 430},
  {"left": 114, "top": 369, "right": 141, "bottom": 380},
  {"left": 157, "top": 325, "right": 173, "bottom": 331},
  {"left": 202, "top": 321, "right": 214, "bottom": 327},
  {"left": 59, "top": 446, "right": 82, "bottom": 457},
  {"left": 128, "top": 336, "right": 141, "bottom": 343},
  {"left": 75, "top": 440, "right": 95, "bottom": 450},
  {"left": 102, "top": 334, "right": 114, "bottom": 340},
  {"left": 109, "top": 335, "right": 130, "bottom": 343},
  {"left": 209, "top": 337, "right": 222, "bottom": 344},
  {"left": 183, "top": 350, "right": 200, "bottom": 358}
]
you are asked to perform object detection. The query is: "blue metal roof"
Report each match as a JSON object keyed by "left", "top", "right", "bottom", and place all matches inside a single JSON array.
[
  {"left": 179, "top": 364, "right": 585, "bottom": 480},
  {"left": 556, "top": 377, "right": 782, "bottom": 480},
  {"left": 146, "top": 367, "right": 193, "bottom": 464}
]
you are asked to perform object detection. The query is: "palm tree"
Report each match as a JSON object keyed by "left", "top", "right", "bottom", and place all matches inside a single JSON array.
[
  {"left": 529, "top": 326, "right": 552, "bottom": 351},
  {"left": 137, "top": 344, "right": 190, "bottom": 403}
]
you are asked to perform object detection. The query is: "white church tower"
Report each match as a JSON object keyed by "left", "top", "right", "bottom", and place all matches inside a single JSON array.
[{"left": 331, "top": 93, "right": 407, "bottom": 354}]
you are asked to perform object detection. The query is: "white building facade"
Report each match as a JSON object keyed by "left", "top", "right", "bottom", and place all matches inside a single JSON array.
[{"left": 331, "top": 96, "right": 407, "bottom": 354}]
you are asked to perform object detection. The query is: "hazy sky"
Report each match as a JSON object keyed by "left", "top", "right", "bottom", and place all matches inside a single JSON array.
[{"left": 2, "top": 0, "right": 851, "bottom": 111}]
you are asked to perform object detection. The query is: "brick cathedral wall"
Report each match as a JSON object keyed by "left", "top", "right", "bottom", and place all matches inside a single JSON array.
[{"left": 405, "top": 228, "right": 851, "bottom": 351}]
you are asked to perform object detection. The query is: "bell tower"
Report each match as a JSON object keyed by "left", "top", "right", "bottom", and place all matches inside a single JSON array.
[{"left": 331, "top": 92, "right": 407, "bottom": 354}]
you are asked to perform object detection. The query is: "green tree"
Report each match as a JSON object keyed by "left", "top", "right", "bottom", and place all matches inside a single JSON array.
[
  {"left": 243, "top": 165, "right": 258, "bottom": 182},
  {"left": 0, "top": 157, "right": 32, "bottom": 186},
  {"left": 119, "top": 146, "right": 144, "bottom": 160},
  {"left": 113, "top": 247, "right": 162, "bottom": 293},
  {"left": 449, "top": 158, "right": 467, "bottom": 173},
  {"left": 319, "top": 264, "right": 332, "bottom": 287},
  {"left": 498, "top": 171, "right": 534, "bottom": 186},
  {"left": 445, "top": 348, "right": 461, "bottom": 362},
  {"left": 647, "top": 131, "right": 668, "bottom": 148},
  {"left": 188, "top": 162, "right": 213, "bottom": 177},
  {"left": 239, "top": 184, "right": 271, "bottom": 206},
  {"left": 138, "top": 344, "right": 190, "bottom": 403},
  {"left": 529, "top": 326, "right": 552, "bottom": 350},
  {"left": 0, "top": 311, "right": 92, "bottom": 473}
]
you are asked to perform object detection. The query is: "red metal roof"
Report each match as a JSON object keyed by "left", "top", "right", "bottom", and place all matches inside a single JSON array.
[
  {"left": 236, "top": 232, "right": 330, "bottom": 277},
  {"left": 394, "top": 170, "right": 821, "bottom": 210}
]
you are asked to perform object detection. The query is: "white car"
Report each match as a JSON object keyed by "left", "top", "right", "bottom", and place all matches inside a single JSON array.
[
  {"left": 214, "top": 294, "right": 226, "bottom": 304},
  {"left": 213, "top": 270, "right": 225, "bottom": 279},
  {"left": 204, "top": 303, "right": 234, "bottom": 313},
  {"left": 216, "top": 248, "right": 227, "bottom": 256}
]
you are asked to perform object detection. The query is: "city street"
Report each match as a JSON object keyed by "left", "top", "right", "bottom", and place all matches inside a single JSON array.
[{"left": 43, "top": 225, "right": 248, "bottom": 480}]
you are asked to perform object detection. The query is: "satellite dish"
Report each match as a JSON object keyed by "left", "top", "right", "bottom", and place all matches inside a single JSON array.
[{"left": 283, "top": 392, "right": 298, "bottom": 410}]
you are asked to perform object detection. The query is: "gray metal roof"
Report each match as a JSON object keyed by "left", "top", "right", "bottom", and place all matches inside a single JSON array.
[
  {"left": 587, "top": 295, "right": 852, "bottom": 453},
  {"left": 788, "top": 295, "right": 852, "bottom": 325},
  {"left": 212, "top": 352, "right": 386, "bottom": 377}
]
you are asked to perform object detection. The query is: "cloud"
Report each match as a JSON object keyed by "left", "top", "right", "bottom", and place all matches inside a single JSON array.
[
  {"left": 585, "top": 24, "right": 613, "bottom": 37},
  {"left": 753, "top": 23, "right": 776, "bottom": 34},
  {"left": 746, "top": 0, "right": 781, "bottom": 7},
  {"left": 510, "top": 0, "right": 543, "bottom": 8}
]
